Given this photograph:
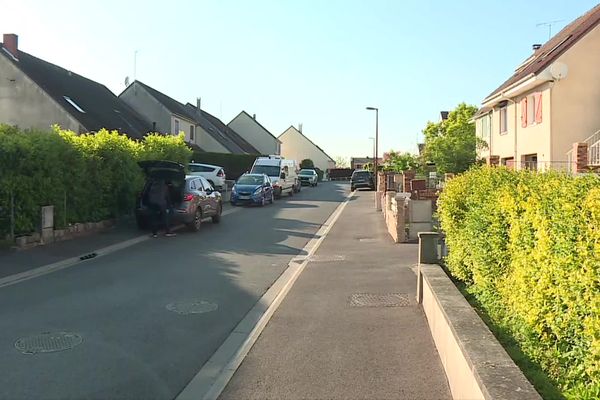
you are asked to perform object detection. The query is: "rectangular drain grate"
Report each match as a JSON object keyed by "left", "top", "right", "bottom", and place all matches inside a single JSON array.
[{"left": 349, "top": 293, "right": 410, "bottom": 307}]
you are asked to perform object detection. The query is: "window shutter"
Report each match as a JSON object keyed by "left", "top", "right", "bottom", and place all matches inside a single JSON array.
[
  {"left": 520, "top": 98, "right": 528, "bottom": 128},
  {"left": 535, "top": 92, "right": 543, "bottom": 123}
]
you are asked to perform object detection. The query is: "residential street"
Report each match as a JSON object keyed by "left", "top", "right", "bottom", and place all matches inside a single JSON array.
[{"left": 0, "top": 183, "right": 346, "bottom": 399}]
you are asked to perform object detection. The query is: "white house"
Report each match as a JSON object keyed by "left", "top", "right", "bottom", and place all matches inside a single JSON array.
[
  {"left": 279, "top": 126, "right": 336, "bottom": 173},
  {"left": 228, "top": 111, "right": 280, "bottom": 155}
]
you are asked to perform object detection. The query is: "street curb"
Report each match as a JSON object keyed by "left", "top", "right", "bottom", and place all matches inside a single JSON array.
[
  {"left": 0, "top": 206, "right": 239, "bottom": 289},
  {"left": 175, "top": 191, "right": 355, "bottom": 400}
]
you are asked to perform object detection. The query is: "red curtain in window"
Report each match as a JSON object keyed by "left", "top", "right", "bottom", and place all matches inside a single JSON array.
[
  {"left": 535, "top": 93, "right": 543, "bottom": 123},
  {"left": 520, "top": 98, "right": 528, "bottom": 128}
]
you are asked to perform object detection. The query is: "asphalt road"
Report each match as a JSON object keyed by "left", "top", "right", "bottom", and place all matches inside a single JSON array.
[{"left": 0, "top": 183, "right": 347, "bottom": 400}]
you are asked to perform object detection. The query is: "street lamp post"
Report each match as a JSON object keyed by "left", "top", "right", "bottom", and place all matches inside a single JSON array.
[{"left": 366, "top": 107, "right": 379, "bottom": 189}]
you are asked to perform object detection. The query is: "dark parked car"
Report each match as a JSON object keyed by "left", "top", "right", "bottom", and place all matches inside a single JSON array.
[
  {"left": 136, "top": 160, "right": 222, "bottom": 231},
  {"left": 231, "top": 173, "right": 274, "bottom": 206},
  {"left": 351, "top": 170, "right": 375, "bottom": 191}
]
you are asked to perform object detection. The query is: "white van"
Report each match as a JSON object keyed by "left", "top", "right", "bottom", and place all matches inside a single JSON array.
[{"left": 250, "top": 155, "right": 300, "bottom": 198}]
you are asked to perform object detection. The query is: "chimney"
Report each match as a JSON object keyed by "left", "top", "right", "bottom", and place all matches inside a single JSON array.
[
  {"left": 3, "top": 34, "right": 18, "bottom": 59},
  {"left": 196, "top": 97, "right": 201, "bottom": 110},
  {"left": 532, "top": 44, "right": 542, "bottom": 51},
  {"left": 298, "top": 123, "right": 303, "bottom": 133},
  {"left": 252, "top": 114, "right": 256, "bottom": 120}
]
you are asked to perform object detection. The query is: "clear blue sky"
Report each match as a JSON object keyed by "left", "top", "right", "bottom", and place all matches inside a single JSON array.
[{"left": 2, "top": 1, "right": 598, "bottom": 160}]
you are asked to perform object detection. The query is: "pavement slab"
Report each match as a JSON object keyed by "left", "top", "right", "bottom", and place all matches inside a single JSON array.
[{"left": 220, "top": 189, "right": 451, "bottom": 400}]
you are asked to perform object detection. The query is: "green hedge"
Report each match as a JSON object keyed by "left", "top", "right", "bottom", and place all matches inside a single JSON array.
[
  {"left": 438, "top": 166, "right": 600, "bottom": 399},
  {"left": 191, "top": 151, "right": 261, "bottom": 181},
  {"left": 0, "top": 125, "right": 191, "bottom": 236}
]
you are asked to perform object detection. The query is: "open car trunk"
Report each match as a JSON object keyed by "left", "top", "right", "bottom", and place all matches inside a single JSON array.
[{"left": 138, "top": 160, "right": 186, "bottom": 206}]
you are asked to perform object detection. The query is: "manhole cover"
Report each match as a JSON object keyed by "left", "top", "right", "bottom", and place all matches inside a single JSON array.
[
  {"left": 358, "top": 238, "right": 377, "bottom": 243},
  {"left": 349, "top": 293, "right": 410, "bottom": 307},
  {"left": 309, "top": 255, "right": 345, "bottom": 263},
  {"left": 166, "top": 300, "right": 218, "bottom": 315},
  {"left": 15, "top": 332, "right": 83, "bottom": 354}
]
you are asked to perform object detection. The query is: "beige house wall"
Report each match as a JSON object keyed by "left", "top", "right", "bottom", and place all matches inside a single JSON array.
[
  {"left": 228, "top": 112, "right": 280, "bottom": 155},
  {"left": 515, "top": 84, "right": 552, "bottom": 167},
  {"left": 551, "top": 24, "right": 600, "bottom": 161},
  {"left": 279, "top": 127, "right": 335, "bottom": 172},
  {"left": 476, "top": 23, "right": 600, "bottom": 169},
  {"left": 0, "top": 53, "right": 82, "bottom": 132}
]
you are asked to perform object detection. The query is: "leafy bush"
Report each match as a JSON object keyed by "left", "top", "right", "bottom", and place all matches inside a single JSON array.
[
  {"left": 0, "top": 126, "right": 191, "bottom": 237},
  {"left": 438, "top": 166, "right": 600, "bottom": 399},
  {"left": 300, "top": 159, "right": 315, "bottom": 169},
  {"left": 191, "top": 151, "right": 261, "bottom": 181}
]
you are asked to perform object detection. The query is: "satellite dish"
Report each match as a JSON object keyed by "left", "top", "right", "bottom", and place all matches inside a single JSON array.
[
  {"left": 124, "top": 76, "right": 130, "bottom": 87},
  {"left": 550, "top": 62, "right": 568, "bottom": 81}
]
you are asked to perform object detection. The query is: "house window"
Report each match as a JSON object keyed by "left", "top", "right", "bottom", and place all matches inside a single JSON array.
[
  {"left": 174, "top": 119, "right": 180, "bottom": 135},
  {"left": 522, "top": 154, "right": 538, "bottom": 170},
  {"left": 481, "top": 114, "right": 491, "bottom": 142},
  {"left": 190, "top": 125, "right": 195, "bottom": 141},
  {"left": 499, "top": 107, "right": 508, "bottom": 134},
  {"left": 501, "top": 157, "right": 514, "bottom": 169},
  {"left": 521, "top": 93, "right": 543, "bottom": 127},
  {"left": 63, "top": 96, "right": 85, "bottom": 113}
]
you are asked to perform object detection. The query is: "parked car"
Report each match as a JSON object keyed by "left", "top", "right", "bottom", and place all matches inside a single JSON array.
[
  {"left": 136, "top": 160, "right": 222, "bottom": 231},
  {"left": 188, "top": 163, "right": 226, "bottom": 191},
  {"left": 231, "top": 173, "right": 274, "bottom": 206},
  {"left": 351, "top": 170, "right": 375, "bottom": 191},
  {"left": 298, "top": 169, "right": 318, "bottom": 186},
  {"left": 250, "top": 155, "right": 300, "bottom": 198}
]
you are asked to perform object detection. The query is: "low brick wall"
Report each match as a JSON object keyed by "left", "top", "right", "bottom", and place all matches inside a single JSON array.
[
  {"left": 382, "top": 191, "right": 406, "bottom": 243},
  {"left": 13, "top": 219, "right": 116, "bottom": 250}
]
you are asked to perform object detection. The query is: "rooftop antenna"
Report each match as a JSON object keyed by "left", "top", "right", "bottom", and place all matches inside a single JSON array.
[
  {"left": 134, "top": 50, "right": 139, "bottom": 81},
  {"left": 536, "top": 20, "right": 565, "bottom": 41}
]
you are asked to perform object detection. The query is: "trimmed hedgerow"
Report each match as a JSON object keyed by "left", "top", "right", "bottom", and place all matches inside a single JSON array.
[
  {"left": 0, "top": 125, "right": 191, "bottom": 236},
  {"left": 438, "top": 166, "right": 600, "bottom": 399}
]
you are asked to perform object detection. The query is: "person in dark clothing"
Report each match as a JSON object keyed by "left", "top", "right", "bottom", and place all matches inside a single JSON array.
[{"left": 146, "top": 178, "right": 176, "bottom": 238}]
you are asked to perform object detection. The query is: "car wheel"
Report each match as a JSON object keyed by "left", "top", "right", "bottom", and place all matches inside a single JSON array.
[
  {"left": 212, "top": 204, "right": 222, "bottom": 223},
  {"left": 188, "top": 208, "right": 202, "bottom": 232}
]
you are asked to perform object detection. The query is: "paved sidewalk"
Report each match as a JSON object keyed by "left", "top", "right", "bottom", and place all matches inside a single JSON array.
[
  {"left": 220, "top": 190, "right": 451, "bottom": 399},
  {"left": 0, "top": 218, "right": 142, "bottom": 279}
]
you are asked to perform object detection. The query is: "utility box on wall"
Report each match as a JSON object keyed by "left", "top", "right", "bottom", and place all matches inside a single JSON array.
[
  {"left": 408, "top": 200, "right": 433, "bottom": 240},
  {"left": 41, "top": 205, "right": 54, "bottom": 244}
]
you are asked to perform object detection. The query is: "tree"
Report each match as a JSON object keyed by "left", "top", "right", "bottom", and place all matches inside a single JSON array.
[
  {"left": 421, "top": 103, "right": 483, "bottom": 174},
  {"left": 333, "top": 156, "right": 349, "bottom": 168},
  {"left": 382, "top": 150, "right": 419, "bottom": 172},
  {"left": 300, "top": 159, "right": 315, "bottom": 169}
]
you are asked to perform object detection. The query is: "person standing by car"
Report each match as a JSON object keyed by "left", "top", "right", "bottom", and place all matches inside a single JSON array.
[{"left": 146, "top": 178, "right": 176, "bottom": 238}]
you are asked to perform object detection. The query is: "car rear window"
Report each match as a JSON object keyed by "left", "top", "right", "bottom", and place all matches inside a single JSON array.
[
  {"left": 353, "top": 171, "right": 370, "bottom": 178},
  {"left": 189, "top": 165, "right": 214, "bottom": 173}
]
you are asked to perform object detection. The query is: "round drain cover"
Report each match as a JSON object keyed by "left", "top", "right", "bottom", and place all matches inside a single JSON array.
[
  {"left": 166, "top": 300, "right": 218, "bottom": 315},
  {"left": 15, "top": 332, "right": 82, "bottom": 354}
]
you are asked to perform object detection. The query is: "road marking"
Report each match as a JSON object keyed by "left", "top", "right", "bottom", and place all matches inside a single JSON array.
[
  {"left": 176, "top": 191, "right": 355, "bottom": 400},
  {"left": 0, "top": 206, "right": 241, "bottom": 289}
]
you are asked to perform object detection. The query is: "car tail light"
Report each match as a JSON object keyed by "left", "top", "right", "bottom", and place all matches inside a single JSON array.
[
  {"left": 183, "top": 194, "right": 194, "bottom": 201},
  {"left": 217, "top": 169, "right": 225, "bottom": 178}
]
